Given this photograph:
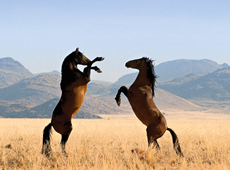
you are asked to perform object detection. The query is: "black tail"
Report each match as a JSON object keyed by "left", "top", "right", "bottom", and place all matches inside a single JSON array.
[
  {"left": 42, "top": 123, "right": 52, "bottom": 156},
  {"left": 167, "top": 127, "right": 184, "bottom": 157}
]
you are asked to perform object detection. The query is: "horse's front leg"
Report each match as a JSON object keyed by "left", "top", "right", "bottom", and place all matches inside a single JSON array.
[
  {"left": 91, "top": 57, "right": 104, "bottom": 63},
  {"left": 91, "top": 66, "right": 102, "bottom": 73},
  {"left": 115, "top": 86, "right": 128, "bottom": 106},
  {"left": 83, "top": 57, "right": 104, "bottom": 78}
]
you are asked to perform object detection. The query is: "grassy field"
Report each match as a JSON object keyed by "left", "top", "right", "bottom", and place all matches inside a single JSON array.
[{"left": 0, "top": 116, "right": 230, "bottom": 170}]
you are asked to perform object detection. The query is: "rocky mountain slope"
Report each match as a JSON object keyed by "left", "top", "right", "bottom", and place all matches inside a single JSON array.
[
  {"left": 158, "top": 67, "right": 230, "bottom": 101},
  {"left": 158, "top": 67, "right": 230, "bottom": 109},
  {"left": 0, "top": 74, "right": 61, "bottom": 105},
  {"left": 0, "top": 57, "right": 33, "bottom": 88},
  {"left": 155, "top": 59, "right": 228, "bottom": 82}
]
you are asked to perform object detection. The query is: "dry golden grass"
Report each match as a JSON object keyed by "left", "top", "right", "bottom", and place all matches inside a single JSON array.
[{"left": 0, "top": 117, "right": 230, "bottom": 170}]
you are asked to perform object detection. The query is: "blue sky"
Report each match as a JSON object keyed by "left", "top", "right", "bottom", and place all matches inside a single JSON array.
[{"left": 1, "top": 0, "right": 230, "bottom": 82}]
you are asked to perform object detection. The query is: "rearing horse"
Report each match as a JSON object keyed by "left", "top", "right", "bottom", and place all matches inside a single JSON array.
[
  {"left": 115, "top": 57, "right": 183, "bottom": 156},
  {"left": 42, "top": 48, "right": 104, "bottom": 156}
]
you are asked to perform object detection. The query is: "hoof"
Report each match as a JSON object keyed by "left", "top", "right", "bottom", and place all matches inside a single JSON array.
[
  {"left": 96, "top": 67, "right": 102, "bottom": 73},
  {"left": 63, "top": 152, "right": 68, "bottom": 157},
  {"left": 95, "top": 57, "right": 104, "bottom": 61},
  {"left": 115, "top": 97, "right": 121, "bottom": 106},
  {"left": 42, "top": 150, "right": 52, "bottom": 158},
  {"left": 92, "top": 66, "right": 102, "bottom": 73},
  {"left": 42, "top": 146, "right": 52, "bottom": 158}
]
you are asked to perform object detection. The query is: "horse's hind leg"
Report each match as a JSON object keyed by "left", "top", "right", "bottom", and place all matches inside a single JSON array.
[
  {"left": 146, "top": 124, "right": 162, "bottom": 150},
  {"left": 61, "top": 134, "right": 70, "bottom": 156},
  {"left": 147, "top": 138, "right": 160, "bottom": 150},
  {"left": 60, "top": 121, "right": 73, "bottom": 156},
  {"left": 42, "top": 123, "right": 52, "bottom": 157}
]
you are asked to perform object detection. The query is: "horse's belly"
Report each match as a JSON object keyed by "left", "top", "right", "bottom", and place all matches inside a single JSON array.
[
  {"left": 132, "top": 106, "right": 167, "bottom": 132},
  {"left": 127, "top": 96, "right": 160, "bottom": 126},
  {"left": 62, "top": 94, "right": 85, "bottom": 117},
  {"left": 134, "top": 110, "right": 156, "bottom": 126}
]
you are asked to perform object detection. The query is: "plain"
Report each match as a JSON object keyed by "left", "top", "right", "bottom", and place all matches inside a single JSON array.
[{"left": 0, "top": 115, "right": 230, "bottom": 170}]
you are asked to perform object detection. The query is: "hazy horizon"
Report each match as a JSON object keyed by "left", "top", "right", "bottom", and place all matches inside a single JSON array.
[{"left": 1, "top": 56, "right": 228, "bottom": 83}]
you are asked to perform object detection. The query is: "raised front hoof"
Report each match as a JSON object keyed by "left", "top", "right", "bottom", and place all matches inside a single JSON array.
[
  {"left": 95, "top": 57, "right": 105, "bottom": 61},
  {"left": 97, "top": 69, "right": 102, "bottom": 73},
  {"left": 94, "top": 66, "right": 102, "bottom": 73},
  {"left": 115, "top": 97, "right": 121, "bottom": 106}
]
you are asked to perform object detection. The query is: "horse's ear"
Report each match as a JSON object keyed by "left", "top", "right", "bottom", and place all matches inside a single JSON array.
[{"left": 75, "top": 48, "right": 79, "bottom": 54}]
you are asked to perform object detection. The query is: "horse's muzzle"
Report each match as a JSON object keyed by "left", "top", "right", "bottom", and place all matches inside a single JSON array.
[{"left": 125, "top": 62, "right": 130, "bottom": 68}]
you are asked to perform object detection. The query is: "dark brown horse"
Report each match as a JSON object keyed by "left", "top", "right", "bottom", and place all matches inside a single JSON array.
[
  {"left": 42, "top": 48, "right": 104, "bottom": 156},
  {"left": 115, "top": 57, "right": 183, "bottom": 156}
]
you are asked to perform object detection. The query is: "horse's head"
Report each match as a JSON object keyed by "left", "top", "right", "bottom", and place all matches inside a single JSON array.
[
  {"left": 74, "top": 48, "right": 91, "bottom": 65},
  {"left": 62, "top": 48, "right": 92, "bottom": 72},
  {"left": 125, "top": 57, "right": 148, "bottom": 70},
  {"left": 126, "top": 57, "right": 156, "bottom": 96}
]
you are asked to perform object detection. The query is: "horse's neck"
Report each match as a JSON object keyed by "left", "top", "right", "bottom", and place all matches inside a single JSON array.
[{"left": 132, "top": 68, "right": 151, "bottom": 87}]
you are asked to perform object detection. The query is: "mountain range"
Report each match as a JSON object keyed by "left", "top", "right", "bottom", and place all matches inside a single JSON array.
[
  {"left": 0, "top": 74, "right": 61, "bottom": 105},
  {"left": 158, "top": 67, "right": 230, "bottom": 109},
  {"left": 155, "top": 59, "right": 229, "bottom": 82},
  {"left": 0, "top": 57, "right": 229, "bottom": 118},
  {"left": 115, "top": 59, "right": 229, "bottom": 84}
]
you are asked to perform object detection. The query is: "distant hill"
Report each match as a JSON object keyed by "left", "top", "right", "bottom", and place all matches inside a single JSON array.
[
  {"left": 158, "top": 67, "right": 230, "bottom": 103},
  {"left": 114, "top": 59, "right": 229, "bottom": 84},
  {"left": 81, "top": 93, "right": 125, "bottom": 115},
  {"left": 37, "top": 70, "right": 61, "bottom": 76},
  {"left": 87, "top": 80, "right": 113, "bottom": 96},
  {"left": 155, "top": 59, "right": 229, "bottom": 82},
  {"left": 154, "top": 88, "right": 204, "bottom": 111},
  {"left": 1, "top": 98, "right": 101, "bottom": 119},
  {"left": 0, "top": 100, "right": 32, "bottom": 118},
  {"left": 0, "top": 74, "right": 61, "bottom": 105},
  {"left": 0, "top": 57, "right": 33, "bottom": 88},
  {"left": 114, "top": 72, "right": 138, "bottom": 85}
]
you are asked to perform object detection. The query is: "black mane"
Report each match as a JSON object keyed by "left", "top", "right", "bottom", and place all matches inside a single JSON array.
[{"left": 143, "top": 57, "right": 157, "bottom": 97}]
